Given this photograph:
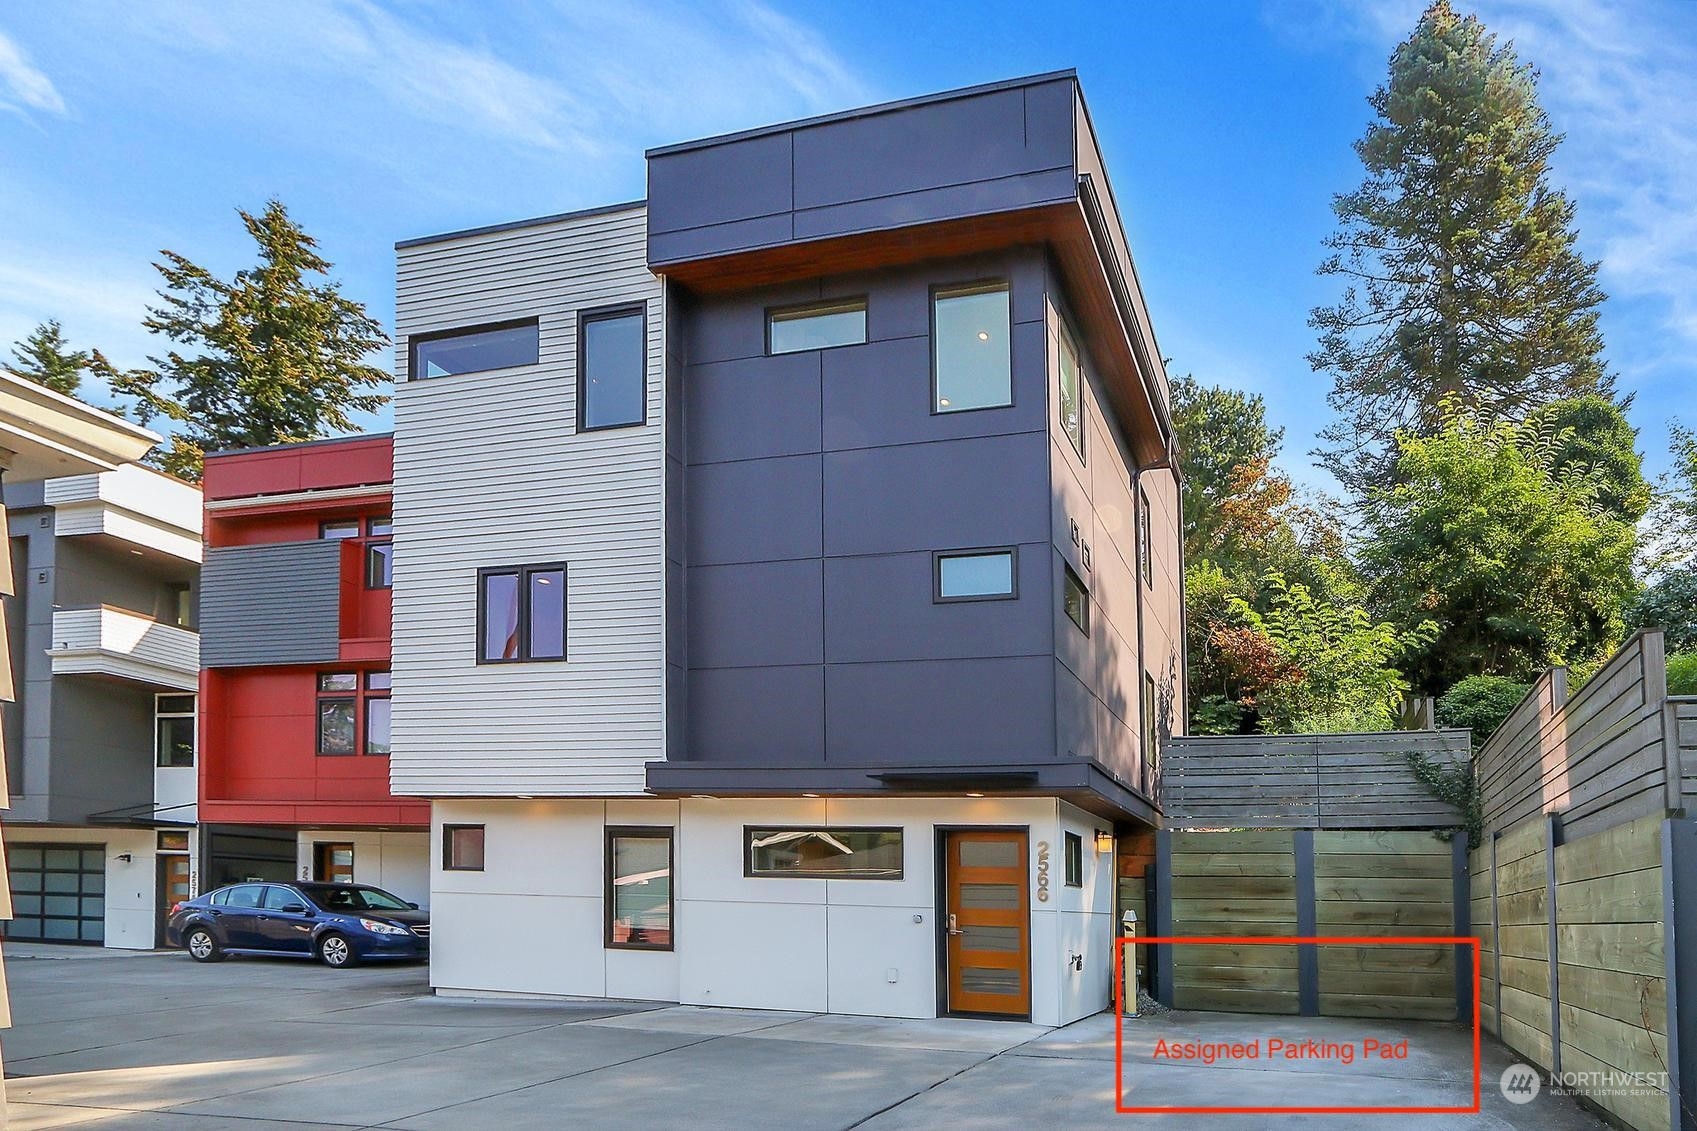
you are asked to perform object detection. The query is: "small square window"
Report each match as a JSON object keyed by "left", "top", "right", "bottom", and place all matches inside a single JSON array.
[
  {"left": 366, "top": 671, "right": 392, "bottom": 691},
  {"left": 1064, "top": 832, "right": 1083, "bottom": 887},
  {"left": 320, "top": 521, "right": 359, "bottom": 540},
  {"left": 934, "top": 549, "right": 1017, "bottom": 602},
  {"left": 443, "top": 825, "right": 485, "bottom": 871},
  {"left": 1063, "top": 565, "right": 1090, "bottom": 635},
  {"left": 768, "top": 299, "right": 867, "bottom": 354},
  {"left": 367, "top": 517, "right": 393, "bottom": 537},
  {"left": 933, "top": 282, "right": 1011, "bottom": 413}
]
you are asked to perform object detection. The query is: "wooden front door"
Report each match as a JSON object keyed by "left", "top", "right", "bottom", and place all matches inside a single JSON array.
[
  {"left": 314, "top": 843, "right": 355, "bottom": 884},
  {"left": 943, "top": 830, "right": 1031, "bottom": 1018},
  {"left": 156, "top": 853, "right": 191, "bottom": 947}
]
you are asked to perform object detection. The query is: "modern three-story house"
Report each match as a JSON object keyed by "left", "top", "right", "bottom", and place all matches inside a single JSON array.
[
  {"left": 390, "top": 72, "right": 1183, "bottom": 1027},
  {"left": 197, "top": 435, "right": 428, "bottom": 903},
  {"left": 2, "top": 461, "right": 202, "bottom": 948}
]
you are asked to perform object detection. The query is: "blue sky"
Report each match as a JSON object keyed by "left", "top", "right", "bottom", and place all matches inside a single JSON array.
[{"left": 0, "top": 1, "right": 1692, "bottom": 492}]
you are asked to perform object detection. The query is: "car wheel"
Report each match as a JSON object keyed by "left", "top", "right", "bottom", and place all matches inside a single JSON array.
[
  {"left": 318, "top": 932, "right": 357, "bottom": 969},
  {"left": 185, "top": 927, "right": 224, "bottom": 963}
]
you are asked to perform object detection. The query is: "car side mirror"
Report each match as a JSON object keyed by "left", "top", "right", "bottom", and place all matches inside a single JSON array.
[
  {"left": 282, "top": 904, "right": 309, "bottom": 915},
  {"left": 407, "top": 902, "right": 419, "bottom": 910}
]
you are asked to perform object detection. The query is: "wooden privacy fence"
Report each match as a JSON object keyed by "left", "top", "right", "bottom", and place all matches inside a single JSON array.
[
  {"left": 1153, "top": 828, "right": 1469, "bottom": 1020},
  {"left": 1470, "top": 631, "right": 1696, "bottom": 1131},
  {"left": 1162, "top": 730, "right": 1471, "bottom": 829}
]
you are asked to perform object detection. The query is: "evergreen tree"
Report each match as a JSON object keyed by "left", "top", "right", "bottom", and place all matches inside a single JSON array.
[
  {"left": 94, "top": 200, "right": 389, "bottom": 481},
  {"left": 9, "top": 320, "right": 89, "bottom": 397},
  {"left": 1311, "top": 0, "right": 1612, "bottom": 496}
]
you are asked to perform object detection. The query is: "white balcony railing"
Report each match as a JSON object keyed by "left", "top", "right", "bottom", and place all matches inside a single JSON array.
[{"left": 47, "top": 606, "right": 199, "bottom": 690}]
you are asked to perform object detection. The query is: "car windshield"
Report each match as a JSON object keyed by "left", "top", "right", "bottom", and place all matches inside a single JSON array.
[{"left": 300, "top": 885, "right": 412, "bottom": 912}]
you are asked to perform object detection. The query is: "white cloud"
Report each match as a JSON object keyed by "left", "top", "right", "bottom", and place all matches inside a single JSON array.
[{"left": 0, "top": 29, "right": 65, "bottom": 115}]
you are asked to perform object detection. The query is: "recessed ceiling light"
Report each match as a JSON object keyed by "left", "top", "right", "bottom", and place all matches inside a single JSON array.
[
  {"left": 967, "top": 792, "right": 984, "bottom": 798},
  {"left": 803, "top": 793, "right": 820, "bottom": 798},
  {"left": 977, "top": 331, "right": 989, "bottom": 341}
]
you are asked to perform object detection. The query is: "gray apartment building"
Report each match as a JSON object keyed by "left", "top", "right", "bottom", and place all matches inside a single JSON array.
[
  {"left": 389, "top": 72, "right": 1183, "bottom": 1026},
  {"left": 2, "top": 464, "right": 201, "bottom": 948}
]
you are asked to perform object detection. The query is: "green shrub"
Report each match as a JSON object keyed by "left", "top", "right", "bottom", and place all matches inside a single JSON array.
[
  {"left": 1437, "top": 675, "right": 1532, "bottom": 748},
  {"left": 1669, "top": 653, "right": 1697, "bottom": 697}
]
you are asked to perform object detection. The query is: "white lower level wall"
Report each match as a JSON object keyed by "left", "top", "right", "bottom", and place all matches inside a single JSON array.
[
  {"left": 428, "top": 795, "right": 1121, "bottom": 1027},
  {"left": 293, "top": 831, "right": 430, "bottom": 908},
  {"left": 4, "top": 826, "right": 173, "bottom": 949}
]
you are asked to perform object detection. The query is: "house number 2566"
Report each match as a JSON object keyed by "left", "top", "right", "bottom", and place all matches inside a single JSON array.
[{"left": 1035, "top": 840, "right": 1050, "bottom": 903}]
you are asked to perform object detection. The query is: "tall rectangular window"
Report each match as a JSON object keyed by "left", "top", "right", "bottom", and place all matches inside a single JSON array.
[
  {"left": 411, "top": 319, "right": 539, "bottom": 380},
  {"left": 1138, "top": 487, "right": 1153, "bottom": 586},
  {"left": 1064, "top": 832, "right": 1083, "bottom": 887},
  {"left": 1143, "top": 674, "right": 1159, "bottom": 768},
  {"left": 155, "top": 693, "right": 196, "bottom": 768},
  {"left": 1063, "top": 564, "right": 1090, "bottom": 635},
  {"left": 933, "top": 281, "right": 1011, "bottom": 413},
  {"left": 316, "top": 673, "right": 357, "bottom": 756},
  {"left": 579, "top": 306, "right": 646, "bottom": 430},
  {"left": 1058, "top": 327, "right": 1085, "bottom": 460},
  {"left": 365, "top": 672, "right": 391, "bottom": 755},
  {"left": 478, "top": 564, "right": 567, "bottom": 662},
  {"left": 607, "top": 828, "right": 673, "bottom": 950},
  {"left": 768, "top": 298, "right": 867, "bottom": 354},
  {"left": 443, "top": 825, "right": 485, "bottom": 871},
  {"left": 934, "top": 549, "right": 1017, "bottom": 602}
]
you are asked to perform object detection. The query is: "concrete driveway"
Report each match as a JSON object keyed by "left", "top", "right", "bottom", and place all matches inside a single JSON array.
[{"left": 2, "top": 947, "right": 1603, "bottom": 1129}]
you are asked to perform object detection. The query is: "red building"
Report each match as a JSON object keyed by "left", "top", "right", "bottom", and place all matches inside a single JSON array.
[{"left": 198, "top": 435, "right": 428, "bottom": 901}]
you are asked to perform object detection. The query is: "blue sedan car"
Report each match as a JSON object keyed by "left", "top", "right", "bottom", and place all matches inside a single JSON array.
[{"left": 167, "top": 881, "right": 428, "bottom": 968}]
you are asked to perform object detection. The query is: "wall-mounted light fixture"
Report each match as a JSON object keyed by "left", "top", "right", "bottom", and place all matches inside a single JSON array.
[
  {"left": 116, "top": 853, "right": 133, "bottom": 863},
  {"left": 1094, "top": 829, "right": 1114, "bottom": 853}
]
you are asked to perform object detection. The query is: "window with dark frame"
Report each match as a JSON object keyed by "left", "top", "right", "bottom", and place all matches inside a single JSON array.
[
  {"left": 1064, "top": 832, "right": 1083, "bottom": 887},
  {"left": 365, "top": 671, "right": 391, "bottom": 755},
  {"left": 366, "top": 516, "right": 393, "bottom": 589},
  {"left": 1058, "top": 326, "right": 1085, "bottom": 461},
  {"left": 1062, "top": 564, "right": 1090, "bottom": 634},
  {"left": 934, "top": 549, "right": 1017, "bottom": 602},
  {"left": 478, "top": 564, "right": 567, "bottom": 662},
  {"left": 606, "top": 828, "right": 672, "bottom": 950},
  {"left": 316, "top": 673, "right": 357, "bottom": 755},
  {"left": 745, "top": 827, "right": 903, "bottom": 879},
  {"left": 767, "top": 298, "right": 867, "bottom": 354},
  {"left": 443, "top": 824, "right": 485, "bottom": 871},
  {"left": 1138, "top": 486, "right": 1153, "bottom": 586},
  {"left": 320, "top": 520, "right": 359, "bottom": 540},
  {"left": 410, "top": 319, "right": 539, "bottom": 381},
  {"left": 933, "top": 281, "right": 1012, "bottom": 413},
  {"left": 155, "top": 693, "right": 196, "bottom": 768},
  {"left": 1143, "top": 673, "right": 1159, "bottom": 767},
  {"left": 579, "top": 306, "right": 646, "bottom": 431}
]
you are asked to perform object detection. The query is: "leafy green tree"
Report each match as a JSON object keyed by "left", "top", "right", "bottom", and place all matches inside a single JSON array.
[
  {"left": 1172, "top": 374, "right": 1286, "bottom": 562},
  {"left": 1626, "top": 569, "right": 1697, "bottom": 653},
  {"left": 1226, "top": 573, "right": 1431, "bottom": 734},
  {"left": 1359, "top": 402, "right": 1639, "bottom": 692},
  {"left": 1527, "top": 396, "right": 1649, "bottom": 524},
  {"left": 1668, "top": 653, "right": 1697, "bottom": 697},
  {"left": 1311, "top": 0, "right": 1613, "bottom": 496},
  {"left": 1435, "top": 674, "right": 1530, "bottom": 748},
  {"left": 94, "top": 200, "right": 389, "bottom": 481},
  {"left": 9, "top": 320, "right": 89, "bottom": 397}
]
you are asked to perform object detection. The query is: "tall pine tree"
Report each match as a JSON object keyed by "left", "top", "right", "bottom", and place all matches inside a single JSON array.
[
  {"left": 9, "top": 321, "right": 90, "bottom": 397},
  {"left": 95, "top": 200, "right": 390, "bottom": 481},
  {"left": 1310, "top": 0, "right": 1612, "bottom": 496}
]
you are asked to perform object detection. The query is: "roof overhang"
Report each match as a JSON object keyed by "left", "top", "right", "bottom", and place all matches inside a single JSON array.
[{"left": 0, "top": 369, "right": 157, "bottom": 481}]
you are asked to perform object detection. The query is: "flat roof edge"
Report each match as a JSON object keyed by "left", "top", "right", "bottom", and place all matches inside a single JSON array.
[
  {"left": 205, "top": 431, "right": 394, "bottom": 460},
  {"left": 396, "top": 199, "right": 647, "bottom": 251},
  {"left": 645, "top": 69, "right": 1079, "bottom": 158}
]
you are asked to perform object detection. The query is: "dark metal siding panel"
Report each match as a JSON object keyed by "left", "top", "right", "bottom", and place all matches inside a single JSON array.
[
  {"left": 687, "top": 665, "right": 825, "bottom": 764},
  {"left": 824, "top": 655, "right": 1054, "bottom": 766},
  {"left": 647, "top": 76, "right": 1080, "bottom": 267},
  {"left": 200, "top": 541, "right": 341, "bottom": 667}
]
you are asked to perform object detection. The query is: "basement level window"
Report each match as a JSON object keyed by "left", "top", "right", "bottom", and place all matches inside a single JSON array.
[
  {"left": 745, "top": 827, "right": 904, "bottom": 879},
  {"left": 767, "top": 298, "right": 867, "bottom": 354},
  {"left": 410, "top": 319, "right": 539, "bottom": 380}
]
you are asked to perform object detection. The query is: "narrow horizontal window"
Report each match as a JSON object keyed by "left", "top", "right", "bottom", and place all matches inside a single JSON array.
[
  {"left": 768, "top": 299, "right": 867, "bottom": 354},
  {"left": 1063, "top": 564, "right": 1090, "bottom": 635},
  {"left": 579, "top": 307, "right": 646, "bottom": 430},
  {"left": 935, "top": 549, "right": 1016, "bottom": 602},
  {"left": 443, "top": 825, "right": 485, "bottom": 871},
  {"left": 934, "top": 281, "right": 1011, "bottom": 413},
  {"left": 320, "top": 520, "right": 359, "bottom": 540},
  {"left": 318, "top": 672, "right": 358, "bottom": 693},
  {"left": 608, "top": 829, "right": 673, "bottom": 949},
  {"left": 411, "top": 319, "right": 539, "bottom": 380},
  {"left": 745, "top": 827, "right": 903, "bottom": 880},
  {"left": 367, "top": 516, "right": 393, "bottom": 537}
]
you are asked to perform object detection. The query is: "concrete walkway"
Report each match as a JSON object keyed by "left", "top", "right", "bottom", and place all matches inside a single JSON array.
[{"left": 2, "top": 951, "right": 1604, "bottom": 1128}]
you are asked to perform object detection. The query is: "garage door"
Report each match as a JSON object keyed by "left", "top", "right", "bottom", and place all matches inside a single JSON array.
[{"left": 6, "top": 843, "right": 105, "bottom": 944}]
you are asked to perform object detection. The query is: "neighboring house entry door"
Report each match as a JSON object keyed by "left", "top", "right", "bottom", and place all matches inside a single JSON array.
[
  {"left": 156, "top": 851, "right": 192, "bottom": 947},
  {"left": 941, "top": 830, "right": 1031, "bottom": 1019},
  {"left": 314, "top": 842, "right": 355, "bottom": 884}
]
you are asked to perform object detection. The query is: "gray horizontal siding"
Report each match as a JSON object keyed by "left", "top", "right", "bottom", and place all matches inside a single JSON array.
[{"left": 200, "top": 541, "right": 341, "bottom": 667}]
